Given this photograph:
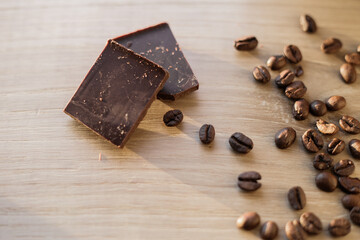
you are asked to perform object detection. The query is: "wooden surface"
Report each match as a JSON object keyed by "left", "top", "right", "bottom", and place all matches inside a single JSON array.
[{"left": 1, "top": 0, "right": 360, "bottom": 239}]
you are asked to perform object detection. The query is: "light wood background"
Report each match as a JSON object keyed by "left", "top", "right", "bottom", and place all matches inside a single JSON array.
[{"left": 1, "top": 0, "right": 360, "bottom": 239}]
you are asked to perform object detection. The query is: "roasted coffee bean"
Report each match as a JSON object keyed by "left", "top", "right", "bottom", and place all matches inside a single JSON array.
[
  {"left": 288, "top": 186, "right": 306, "bottom": 210},
  {"left": 302, "top": 129, "right": 324, "bottom": 153},
  {"left": 328, "top": 218, "right": 351, "bottom": 237},
  {"left": 266, "top": 55, "right": 287, "bottom": 70},
  {"left": 229, "top": 132, "right": 253, "bottom": 153},
  {"left": 316, "top": 119, "right": 339, "bottom": 135},
  {"left": 342, "top": 194, "right": 360, "bottom": 210},
  {"left": 294, "top": 65, "right": 304, "bottom": 77},
  {"left": 253, "top": 66, "right": 271, "bottom": 83},
  {"left": 260, "top": 221, "right": 278, "bottom": 240},
  {"left": 284, "top": 45, "right": 302, "bottom": 64},
  {"left": 163, "top": 109, "right": 183, "bottom": 127},
  {"left": 275, "top": 69, "right": 295, "bottom": 87},
  {"left": 309, "top": 100, "right": 327, "bottom": 116},
  {"left": 313, "top": 153, "right": 334, "bottom": 170},
  {"left": 236, "top": 212, "right": 260, "bottom": 230},
  {"left": 339, "top": 176, "right": 360, "bottom": 194},
  {"left": 325, "top": 95, "right": 346, "bottom": 111},
  {"left": 340, "top": 63, "right": 357, "bottom": 84},
  {"left": 293, "top": 99, "right": 309, "bottom": 120},
  {"left": 299, "top": 212, "right": 322, "bottom": 235},
  {"left": 285, "top": 220, "right": 306, "bottom": 240},
  {"left": 327, "top": 138, "right": 345, "bottom": 155},
  {"left": 349, "top": 139, "right": 360, "bottom": 159},
  {"left": 315, "top": 172, "right": 337, "bottom": 192},
  {"left": 199, "top": 124, "right": 215, "bottom": 144},
  {"left": 321, "top": 38, "right": 342, "bottom": 53},
  {"left": 238, "top": 171, "right": 261, "bottom": 191},
  {"left": 339, "top": 115, "right": 360, "bottom": 134},
  {"left": 275, "top": 127, "right": 296, "bottom": 149},
  {"left": 345, "top": 52, "right": 360, "bottom": 65},
  {"left": 285, "top": 81, "right": 307, "bottom": 100},
  {"left": 350, "top": 207, "right": 360, "bottom": 226},
  {"left": 334, "top": 159, "right": 355, "bottom": 177},
  {"left": 300, "top": 14, "right": 317, "bottom": 33},
  {"left": 234, "top": 36, "right": 258, "bottom": 51}
]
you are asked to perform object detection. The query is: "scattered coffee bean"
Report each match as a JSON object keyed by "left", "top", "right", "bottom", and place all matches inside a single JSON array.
[
  {"left": 253, "top": 66, "right": 271, "bottom": 83},
  {"left": 299, "top": 212, "right": 322, "bottom": 235},
  {"left": 302, "top": 129, "right": 324, "bottom": 153},
  {"left": 236, "top": 212, "right": 260, "bottom": 230},
  {"left": 325, "top": 95, "right": 346, "bottom": 111},
  {"left": 309, "top": 100, "right": 327, "bottom": 116},
  {"left": 285, "top": 220, "right": 306, "bottom": 240},
  {"left": 285, "top": 81, "right": 307, "bottom": 100},
  {"left": 238, "top": 171, "right": 261, "bottom": 191},
  {"left": 315, "top": 172, "right": 337, "bottom": 192},
  {"left": 321, "top": 38, "right": 342, "bottom": 53},
  {"left": 275, "top": 127, "right": 296, "bottom": 149},
  {"left": 284, "top": 45, "right": 302, "bottom": 64},
  {"left": 316, "top": 119, "right": 339, "bottom": 135},
  {"left": 199, "top": 124, "right": 215, "bottom": 144},
  {"left": 340, "top": 63, "right": 357, "bottom": 84},
  {"left": 267, "top": 55, "right": 287, "bottom": 70},
  {"left": 339, "top": 176, "right": 360, "bottom": 194},
  {"left": 294, "top": 65, "right": 304, "bottom": 77},
  {"left": 350, "top": 207, "right": 360, "bottom": 226},
  {"left": 275, "top": 69, "right": 295, "bottom": 87},
  {"left": 339, "top": 115, "right": 360, "bottom": 134},
  {"left": 313, "top": 153, "right": 334, "bottom": 170},
  {"left": 260, "top": 221, "right": 278, "bottom": 240},
  {"left": 349, "top": 139, "right": 360, "bottom": 159},
  {"left": 234, "top": 36, "right": 258, "bottom": 51},
  {"left": 300, "top": 14, "right": 317, "bottom": 33},
  {"left": 288, "top": 186, "right": 306, "bottom": 210},
  {"left": 293, "top": 99, "right": 309, "bottom": 120},
  {"left": 342, "top": 194, "right": 360, "bottom": 210},
  {"left": 334, "top": 159, "right": 355, "bottom": 177},
  {"left": 328, "top": 218, "right": 351, "bottom": 237},
  {"left": 163, "top": 109, "right": 183, "bottom": 127},
  {"left": 327, "top": 138, "right": 345, "bottom": 155},
  {"left": 345, "top": 52, "right": 360, "bottom": 65},
  {"left": 229, "top": 132, "right": 253, "bottom": 153}
]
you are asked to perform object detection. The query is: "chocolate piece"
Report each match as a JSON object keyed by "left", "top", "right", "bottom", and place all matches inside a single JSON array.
[
  {"left": 64, "top": 40, "right": 169, "bottom": 148},
  {"left": 114, "top": 23, "right": 199, "bottom": 100}
]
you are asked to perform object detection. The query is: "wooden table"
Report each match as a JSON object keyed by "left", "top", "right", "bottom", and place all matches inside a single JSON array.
[{"left": 1, "top": 0, "right": 360, "bottom": 239}]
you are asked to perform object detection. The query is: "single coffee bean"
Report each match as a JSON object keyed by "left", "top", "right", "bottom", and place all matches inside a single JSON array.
[
  {"left": 199, "top": 124, "right": 215, "bottom": 144},
  {"left": 340, "top": 63, "right": 357, "bottom": 84},
  {"left": 299, "top": 212, "right": 322, "bottom": 235},
  {"left": 288, "top": 186, "right": 306, "bottom": 210},
  {"left": 163, "top": 109, "right": 183, "bottom": 127},
  {"left": 313, "top": 153, "right": 334, "bottom": 170},
  {"left": 284, "top": 45, "right": 302, "bottom": 64},
  {"left": 229, "top": 132, "right": 253, "bottom": 153},
  {"left": 237, "top": 171, "right": 261, "bottom": 191},
  {"left": 316, "top": 119, "right": 339, "bottom": 135},
  {"left": 253, "top": 66, "right": 271, "bottom": 83},
  {"left": 285, "top": 220, "right": 306, "bottom": 240},
  {"left": 260, "top": 221, "right": 278, "bottom": 240},
  {"left": 325, "top": 95, "right": 346, "bottom": 111},
  {"left": 345, "top": 52, "right": 360, "bottom": 65},
  {"left": 321, "top": 38, "right": 342, "bottom": 53},
  {"left": 275, "top": 69, "right": 295, "bottom": 87},
  {"left": 236, "top": 212, "right": 260, "bottom": 230},
  {"left": 266, "top": 55, "right": 287, "bottom": 70},
  {"left": 309, "top": 100, "right": 327, "bottom": 116},
  {"left": 350, "top": 207, "right": 360, "bottom": 226},
  {"left": 294, "top": 65, "right": 304, "bottom": 77},
  {"left": 328, "top": 218, "right": 351, "bottom": 237},
  {"left": 327, "top": 138, "right": 345, "bottom": 155},
  {"left": 342, "top": 194, "right": 360, "bottom": 210},
  {"left": 300, "top": 14, "right": 317, "bottom": 33},
  {"left": 293, "top": 99, "right": 309, "bottom": 120},
  {"left": 334, "top": 159, "right": 355, "bottom": 177},
  {"left": 339, "top": 115, "right": 360, "bottom": 134},
  {"left": 349, "top": 139, "right": 360, "bottom": 159},
  {"left": 315, "top": 172, "right": 337, "bottom": 192},
  {"left": 285, "top": 81, "right": 307, "bottom": 100},
  {"left": 302, "top": 129, "right": 324, "bottom": 153},
  {"left": 339, "top": 177, "right": 360, "bottom": 194},
  {"left": 275, "top": 127, "right": 296, "bottom": 149},
  {"left": 234, "top": 36, "right": 258, "bottom": 51}
]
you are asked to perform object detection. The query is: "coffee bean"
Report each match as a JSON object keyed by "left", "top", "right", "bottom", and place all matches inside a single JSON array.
[
  {"left": 252, "top": 66, "right": 271, "bottom": 83},
  {"left": 234, "top": 36, "right": 258, "bottom": 51},
  {"left": 339, "top": 115, "right": 360, "bottom": 134},
  {"left": 316, "top": 119, "right": 339, "bottom": 135},
  {"left": 293, "top": 99, "right": 309, "bottom": 120},
  {"left": 339, "top": 176, "right": 360, "bottom": 194},
  {"left": 285, "top": 81, "right": 307, "bottom": 100},
  {"left": 300, "top": 14, "right": 317, "bottom": 33},
  {"left": 199, "top": 124, "right": 215, "bottom": 144},
  {"left": 329, "top": 218, "right": 351, "bottom": 237},
  {"left": 236, "top": 212, "right": 260, "bottom": 230},
  {"left": 349, "top": 139, "right": 360, "bottom": 159},
  {"left": 275, "top": 69, "right": 295, "bottom": 87},
  {"left": 342, "top": 194, "right": 360, "bottom": 210},
  {"left": 238, "top": 171, "right": 261, "bottom": 191},
  {"left": 350, "top": 207, "right": 360, "bottom": 226},
  {"left": 321, "top": 38, "right": 342, "bottom": 53},
  {"left": 345, "top": 52, "right": 360, "bottom": 65},
  {"left": 313, "top": 153, "right": 334, "bottom": 170},
  {"left": 288, "top": 186, "right": 306, "bottom": 210},
  {"left": 260, "top": 221, "right": 278, "bottom": 240},
  {"left": 299, "top": 212, "right": 322, "bottom": 235},
  {"left": 294, "top": 65, "right": 304, "bottom": 77},
  {"left": 302, "top": 129, "right": 324, "bottom": 153},
  {"left": 267, "top": 55, "right": 287, "bottom": 70},
  {"left": 309, "top": 100, "right": 327, "bottom": 116},
  {"left": 340, "top": 63, "right": 357, "bottom": 84},
  {"left": 284, "top": 45, "right": 302, "bottom": 64},
  {"left": 334, "top": 159, "right": 355, "bottom": 176},
  {"left": 327, "top": 138, "right": 345, "bottom": 155},
  {"left": 285, "top": 220, "right": 306, "bottom": 240},
  {"left": 325, "top": 95, "right": 346, "bottom": 111},
  {"left": 275, "top": 127, "right": 296, "bottom": 149},
  {"left": 229, "top": 132, "right": 253, "bottom": 153},
  {"left": 315, "top": 172, "right": 337, "bottom": 192},
  {"left": 163, "top": 109, "right": 183, "bottom": 127}
]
